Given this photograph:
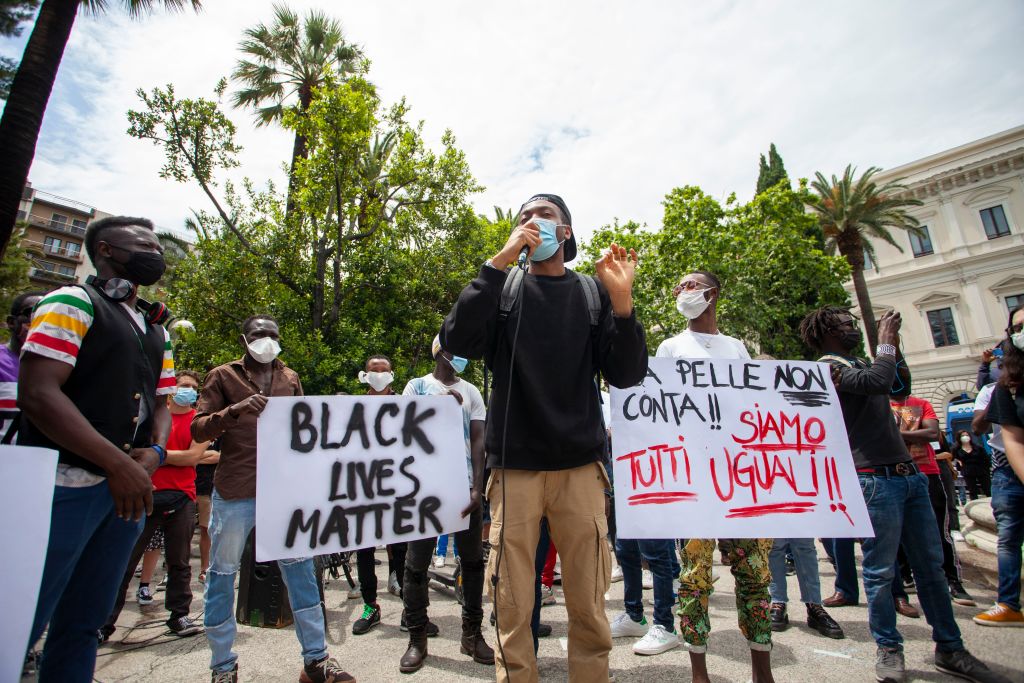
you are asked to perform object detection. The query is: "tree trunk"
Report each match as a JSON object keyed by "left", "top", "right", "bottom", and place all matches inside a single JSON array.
[
  {"left": 284, "top": 131, "right": 307, "bottom": 217},
  {"left": 0, "top": 0, "right": 79, "bottom": 261},
  {"left": 850, "top": 265, "right": 880, "bottom": 354}
]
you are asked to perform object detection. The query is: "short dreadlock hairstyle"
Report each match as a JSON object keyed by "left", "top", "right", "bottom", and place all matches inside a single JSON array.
[{"left": 799, "top": 306, "right": 851, "bottom": 351}]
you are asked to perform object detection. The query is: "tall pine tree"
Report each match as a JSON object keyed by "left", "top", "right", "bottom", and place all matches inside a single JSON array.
[{"left": 756, "top": 142, "right": 790, "bottom": 194}]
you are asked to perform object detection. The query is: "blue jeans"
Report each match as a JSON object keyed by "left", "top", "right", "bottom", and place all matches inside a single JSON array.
[
  {"left": 615, "top": 537, "right": 676, "bottom": 630},
  {"left": 29, "top": 482, "right": 144, "bottom": 682},
  {"left": 768, "top": 538, "right": 821, "bottom": 604},
  {"left": 204, "top": 490, "right": 326, "bottom": 673},
  {"left": 991, "top": 465, "right": 1024, "bottom": 610},
  {"left": 859, "top": 472, "right": 963, "bottom": 653}
]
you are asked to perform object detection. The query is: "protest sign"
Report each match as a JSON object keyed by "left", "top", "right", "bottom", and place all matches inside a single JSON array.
[
  {"left": 255, "top": 395, "right": 470, "bottom": 562},
  {"left": 0, "top": 446, "right": 57, "bottom": 682},
  {"left": 611, "top": 358, "right": 873, "bottom": 539}
]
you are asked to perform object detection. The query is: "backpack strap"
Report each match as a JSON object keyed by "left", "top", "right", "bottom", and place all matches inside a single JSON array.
[
  {"left": 498, "top": 267, "right": 526, "bottom": 324},
  {"left": 818, "top": 353, "right": 856, "bottom": 369},
  {"left": 574, "top": 271, "right": 602, "bottom": 328}
]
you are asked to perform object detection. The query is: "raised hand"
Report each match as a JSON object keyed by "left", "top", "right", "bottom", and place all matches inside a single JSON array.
[{"left": 594, "top": 243, "right": 639, "bottom": 317}]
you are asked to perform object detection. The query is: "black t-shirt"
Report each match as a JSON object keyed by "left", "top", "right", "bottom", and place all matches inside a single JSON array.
[{"left": 987, "top": 384, "right": 1023, "bottom": 429}]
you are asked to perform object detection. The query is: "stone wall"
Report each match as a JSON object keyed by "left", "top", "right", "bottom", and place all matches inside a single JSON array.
[{"left": 914, "top": 373, "right": 977, "bottom": 430}]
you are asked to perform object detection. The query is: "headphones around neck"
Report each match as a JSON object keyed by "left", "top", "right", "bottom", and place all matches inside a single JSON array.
[{"left": 86, "top": 275, "right": 172, "bottom": 326}]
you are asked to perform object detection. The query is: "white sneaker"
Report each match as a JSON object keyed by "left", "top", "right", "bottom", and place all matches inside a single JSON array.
[
  {"left": 642, "top": 569, "right": 654, "bottom": 589},
  {"left": 610, "top": 565, "right": 624, "bottom": 583},
  {"left": 541, "top": 584, "right": 556, "bottom": 606},
  {"left": 632, "top": 624, "right": 680, "bottom": 655},
  {"left": 387, "top": 571, "right": 401, "bottom": 596},
  {"left": 609, "top": 611, "right": 648, "bottom": 638},
  {"left": 433, "top": 555, "right": 446, "bottom": 569}
]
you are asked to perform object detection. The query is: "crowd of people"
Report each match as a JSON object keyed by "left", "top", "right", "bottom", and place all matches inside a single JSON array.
[{"left": 6, "top": 197, "right": 1022, "bottom": 683}]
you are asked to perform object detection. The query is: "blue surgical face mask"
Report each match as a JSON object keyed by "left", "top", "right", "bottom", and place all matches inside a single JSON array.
[
  {"left": 530, "top": 217, "right": 566, "bottom": 263},
  {"left": 445, "top": 355, "right": 468, "bottom": 374},
  {"left": 173, "top": 387, "right": 198, "bottom": 406}
]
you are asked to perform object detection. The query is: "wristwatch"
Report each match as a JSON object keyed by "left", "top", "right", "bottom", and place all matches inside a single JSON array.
[{"left": 876, "top": 343, "right": 897, "bottom": 357}]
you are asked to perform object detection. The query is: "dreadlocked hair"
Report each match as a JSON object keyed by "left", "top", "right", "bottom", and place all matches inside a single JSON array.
[{"left": 799, "top": 306, "right": 850, "bottom": 351}]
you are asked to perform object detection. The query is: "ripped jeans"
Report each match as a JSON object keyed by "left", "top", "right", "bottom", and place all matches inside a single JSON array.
[{"left": 204, "top": 490, "right": 327, "bottom": 673}]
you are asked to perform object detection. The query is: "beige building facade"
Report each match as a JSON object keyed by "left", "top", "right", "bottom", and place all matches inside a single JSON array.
[{"left": 848, "top": 125, "right": 1024, "bottom": 426}]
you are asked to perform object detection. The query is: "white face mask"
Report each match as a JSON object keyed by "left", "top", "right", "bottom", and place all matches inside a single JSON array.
[
  {"left": 1012, "top": 331, "right": 1024, "bottom": 351},
  {"left": 359, "top": 370, "right": 394, "bottom": 392},
  {"left": 246, "top": 337, "right": 281, "bottom": 364},
  {"left": 676, "top": 288, "right": 712, "bottom": 320},
  {"left": 960, "top": 435, "right": 971, "bottom": 445}
]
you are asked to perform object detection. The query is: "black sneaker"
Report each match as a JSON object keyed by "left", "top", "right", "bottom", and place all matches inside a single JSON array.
[
  {"left": 949, "top": 581, "right": 977, "bottom": 607},
  {"left": 136, "top": 584, "right": 154, "bottom": 605},
  {"left": 806, "top": 603, "right": 844, "bottom": 639},
  {"left": 167, "top": 615, "right": 202, "bottom": 637},
  {"left": 352, "top": 603, "right": 381, "bottom": 635},
  {"left": 934, "top": 649, "right": 1012, "bottom": 683},
  {"left": 211, "top": 665, "right": 238, "bottom": 683},
  {"left": 902, "top": 578, "right": 916, "bottom": 594},
  {"left": 770, "top": 602, "right": 789, "bottom": 632},
  {"left": 97, "top": 624, "right": 115, "bottom": 644},
  {"left": 400, "top": 611, "right": 439, "bottom": 637},
  {"left": 537, "top": 623, "right": 552, "bottom": 637},
  {"left": 300, "top": 656, "right": 355, "bottom": 683}
]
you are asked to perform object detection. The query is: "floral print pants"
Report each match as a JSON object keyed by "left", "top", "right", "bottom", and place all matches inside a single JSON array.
[{"left": 677, "top": 538, "right": 773, "bottom": 652}]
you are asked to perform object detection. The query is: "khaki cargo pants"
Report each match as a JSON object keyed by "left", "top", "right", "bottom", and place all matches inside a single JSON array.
[{"left": 486, "top": 462, "right": 613, "bottom": 683}]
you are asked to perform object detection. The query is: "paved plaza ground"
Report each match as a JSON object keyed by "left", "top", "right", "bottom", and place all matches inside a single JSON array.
[{"left": 27, "top": 530, "right": 1023, "bottom": 683}]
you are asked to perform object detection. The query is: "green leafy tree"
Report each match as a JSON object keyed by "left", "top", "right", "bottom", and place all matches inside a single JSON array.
[
  {"left": 0, "top": 0, "right": 202, "bottom": 261},
  {"left": 0, "top": 222, "right": 33, "bottom": 341},
  {"left": 755, "top": 142, "right": 790, "bottom": 194},
  {"left": 231, "top": 3, "right": 364, "bottom": 212},
  {"left": 579, "top": 184, "right": 851, "bottom": 359},
  {"left": 0, "top": 0, "right": 39, "bottom": 100},
  {"left": 807, "top": 165, "right": 923, "bottom": 351}
]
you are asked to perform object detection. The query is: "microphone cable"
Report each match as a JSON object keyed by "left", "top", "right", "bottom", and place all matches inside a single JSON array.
[{"left": 491, "top": 257, "right": 527, "bottom": 682}]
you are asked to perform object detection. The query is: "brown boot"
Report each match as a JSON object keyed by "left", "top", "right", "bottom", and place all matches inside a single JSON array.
[
  {"left": 399, "top": 627, "right": 428, "bottom": 674},
  {"left": 460, "top": 619, "right": 495, "bottom": 665}
]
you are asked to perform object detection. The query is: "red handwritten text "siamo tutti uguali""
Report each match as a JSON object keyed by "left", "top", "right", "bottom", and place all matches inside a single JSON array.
[{"left": 617, "top": 405, "right": 853, "bottom": 524}]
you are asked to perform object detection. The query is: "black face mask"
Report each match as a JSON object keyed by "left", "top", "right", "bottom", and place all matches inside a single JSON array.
[
  {"left": 838, "top": 328, "right": 862, "bottom": 351},
  {"left": 109, "top": 245, "right": 166, "bottom": 286}
]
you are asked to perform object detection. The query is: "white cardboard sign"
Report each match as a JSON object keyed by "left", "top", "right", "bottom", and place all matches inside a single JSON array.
[
  {"left": 0, "top": 446, "right": 57, "bottom": 681},
  {"left": 255, "top": 395, "right": 470, "bottom": 561},
  {"left": 611, "top": 358, "right": 873, "bottom": 539}
]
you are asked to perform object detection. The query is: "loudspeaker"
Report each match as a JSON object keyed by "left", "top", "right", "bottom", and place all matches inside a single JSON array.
[{"left": 236, "top": 530, "right": 293, "bottom": 628}]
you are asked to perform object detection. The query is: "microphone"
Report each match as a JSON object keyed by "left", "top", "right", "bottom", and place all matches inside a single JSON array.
[{"left": 517, "top": 245, "right": 530, "bottom": 268}]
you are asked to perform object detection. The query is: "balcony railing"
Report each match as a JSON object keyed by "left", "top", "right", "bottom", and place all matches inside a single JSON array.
[
  {"left": 25, "top": 213, "right": 87, "bottom": 237},
  {"left": 25, "top": 240, "right": 83, "bottom": 263},
  {"left": 29, "top": 268, "right": 77, "bottom": 284}
]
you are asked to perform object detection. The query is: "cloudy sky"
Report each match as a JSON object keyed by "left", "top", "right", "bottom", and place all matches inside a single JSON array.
[{"left": 2, "top": 0, "right": 1023, "bottom": 247}]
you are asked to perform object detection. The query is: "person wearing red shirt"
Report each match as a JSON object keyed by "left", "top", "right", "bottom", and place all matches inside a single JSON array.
[
  {"left": 890, "top": 385, "right": 975, "bottom": 607},
  {"left": 101, "top": 370, "right": 211, "bottom": 640}
]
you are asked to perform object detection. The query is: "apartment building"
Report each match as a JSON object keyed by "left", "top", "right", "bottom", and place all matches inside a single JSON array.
[{"left": 848, "top": 124, "right": 1024, "bottom": 423}]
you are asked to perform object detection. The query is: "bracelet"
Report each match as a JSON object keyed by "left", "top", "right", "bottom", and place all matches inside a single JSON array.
[
  {"left": 876, "top": 343, "right": 897, "bottom": 357},
  {"left": 150, "top": 444, "right": 167, "bottom": 466}
]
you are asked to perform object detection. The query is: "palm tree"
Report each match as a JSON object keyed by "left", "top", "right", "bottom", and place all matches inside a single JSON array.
[
  {"left": 0, "top": 0, "right": 201, "bottom": 261},
  {"left": 231, "top": 3, "right": 363, "bottom": 211},
  {"left": 807, "top": 165, "right": 923, "bottom": 351}
]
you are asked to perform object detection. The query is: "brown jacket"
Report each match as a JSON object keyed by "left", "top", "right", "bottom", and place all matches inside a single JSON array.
[{"left": 192, "top": 357, "right": 302, "bottom": 499}]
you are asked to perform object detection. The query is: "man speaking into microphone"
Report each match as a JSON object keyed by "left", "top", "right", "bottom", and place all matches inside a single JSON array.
[{"left": 440, "top": 194, "right": 648, "bottom": 682}]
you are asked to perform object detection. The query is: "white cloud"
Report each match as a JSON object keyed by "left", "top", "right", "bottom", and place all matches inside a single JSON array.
[{"left": 2, "top": 0, "right": 1022, "bottom": 248}]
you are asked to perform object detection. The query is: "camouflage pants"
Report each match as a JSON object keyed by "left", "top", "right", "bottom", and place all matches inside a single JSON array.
[{"left": 677, "top": 538, "right": 773, "bottom": 652}]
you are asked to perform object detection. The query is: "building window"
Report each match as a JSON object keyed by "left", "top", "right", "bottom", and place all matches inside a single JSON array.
[
  {"left": 58, "top": 265, "right": 75, "bottom": 277},
  {"left": 863, "top": 247, "right": 875, "bottom": 271},
  {"left": 43, "top": 236, "right": 61, "bottom": 253},
  {"left": 50, "top": 213, "right": 67, "bottom": 225},
  {"left": 71, "top": 218, "right": 86, "bottom": 230},
  {"left": 980, "top": 205, "right": 1011, "bottom": 239},
  {"left": 927, "top": 308, "right": 960, "bottom": 347},
  {"left": 1007, "top": 293, "right": 1024, "bottom": 312},
  {"left": 909, "top": 226, "right": 933, "bottom": 257},
  {"left": 65, "top": 242, "right": 81, "bottom": 257},
  {"left": 39, "top": 261, "right": 55, "bottom": 272}
]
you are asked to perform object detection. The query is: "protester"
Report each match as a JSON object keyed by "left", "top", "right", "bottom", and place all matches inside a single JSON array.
[
  {"left": 398, "top": 336, "right": 493, "bottom": 673},
  {"left": 889, "top": 386, "right": 975, "bottom": 606},
  {"left": 192, "top": 315, "right": 354, "bottom": 683},
  {"left": 194, "top": 440, "right": 220, "bottom": 584},
  {"left": 977, "top": 344, "right": 1004, "bottom": 389},
  {"left": 0, "top": 291, "right": 44, "bottom": 443},
  {"left": 349, "top": 355, "right": 417, "bottom": 637},
  {"left": 18, "top": 216, "right": 175, "bottom": 681},
  {"left": 801, "top": 305, "right": 1008, "bottom": 683},
  {"left": 101, "top": 369, "right": 209, "bottom": 641},
  {"left": 953, "top": 430, "right": 991, "bottom": 499},
  {"left": 441, "top": 193, "right": 647, "bottom": 682},
  {"left": 610, "top": 534, "right": 681, "bottom": 655},
  {"left": 972, "top": 304, "right": 1024, "bottom": 627},
  {"left": 657, "top": 270, "right": 774, "bottom": 683},
  {"left": 768, "top": 539, "right": 844, "bottom": 639}
]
